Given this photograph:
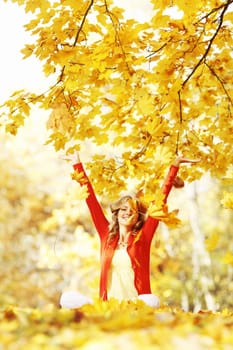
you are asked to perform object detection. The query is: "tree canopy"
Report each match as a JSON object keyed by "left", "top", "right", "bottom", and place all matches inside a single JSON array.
[{"left": 1, "top": 0, "right": 233, "bottom": 201}]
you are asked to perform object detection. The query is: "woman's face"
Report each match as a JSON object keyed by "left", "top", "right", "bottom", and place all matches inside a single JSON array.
[{"left": 117, "top": 199, "right": 139, "bottom": 228}]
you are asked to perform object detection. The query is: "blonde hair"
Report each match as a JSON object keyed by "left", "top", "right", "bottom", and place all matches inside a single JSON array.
[{"left": 108, "top": 195, "right": 147, "bottom": 240}]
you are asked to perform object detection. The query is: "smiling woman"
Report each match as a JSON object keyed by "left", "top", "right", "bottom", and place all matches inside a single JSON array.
[
  {"left": 59, "top": 151, "right": 200, "bottom": 309},
  {"left": 109, "top": 196, "right": 147, "bottom": 241}
]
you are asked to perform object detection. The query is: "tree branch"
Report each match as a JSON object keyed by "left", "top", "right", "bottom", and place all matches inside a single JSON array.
[
  {"left": 73, "top": 0, "right": 94, "bottom": 47},
  {"left": 104, "top": 0, "right": 131, "bottom": 75},
  {"left": 146, "top": 40, "right": 171, "bottom": 59},
  {"left": 178, "top": 90, "right": 183, "bottom": 124},
  {"left": 182, "top": 0, "right": 231, "bottom": 87},
  {"left": 204, "top": 61, "right": 233, "bottom": 107},
  {"left": 175, "top": 90, "right": 183, "bottom": 155},
  {"left": 54, "top": 1, "right": 94, "bottom": 96},
  {"left": 131, "top": 134, "right": 153, "bottom": 161},
  {"left": 195, "top": 0, "right": 233, "bottom": 24}
]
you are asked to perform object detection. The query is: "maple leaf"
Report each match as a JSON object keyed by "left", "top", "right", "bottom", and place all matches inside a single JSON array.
[
  {"left": 148, "top": 203, "right": 181, "bottom": 227},
  {"left": 141, "top": 189, "right": 181, "bottom": 227},
  {"left": 70, "top": 171, "right": 88, "bottom": 186},
  {"left": 205, "top": 233, "right": 220, "bottom": 251},
  {"left": 220, "top": 191, "right": 233, "bottom": 209},
  {"left": 153, "top": 145, "right": 173, "bottom": 165},
  {"left": 21, "top": 44, "right": 35, "bottom": 59},
  {"left": 221, "top": 251, "right": 233, "bottom": 266}
]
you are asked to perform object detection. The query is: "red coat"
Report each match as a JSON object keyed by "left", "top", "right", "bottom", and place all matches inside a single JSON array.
[{"left": 73, "top": 163, "right": 179, "bottom": 301}]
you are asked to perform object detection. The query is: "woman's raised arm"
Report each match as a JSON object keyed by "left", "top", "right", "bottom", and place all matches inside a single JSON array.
[{"left": 62, "top": 150, "right": 109, "bottom": 239}]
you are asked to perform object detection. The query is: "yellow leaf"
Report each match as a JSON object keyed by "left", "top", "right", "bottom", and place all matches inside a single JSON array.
[
  {"left": 144, "top": 117, "right": 164, "bottom": 136},
  {"left": 126, "top": 160, "right": 135, "bottom": 176},
  {"left": 5, "top": 123, "right": 18, "bottom": 135},
  {"left": 45, "top": 132, "right": 68, "bottom": 150},
  {"left": 137, "top": 95, "right": 155, "bottom": 115},
  {"left": 21, "top": 44, "right": 34, "bottom": 59},
  {"left": 148, "top": 202, "right": 181, "bottom": 227},
  {"left": 25, "top": 0, "right": 50, "bottom": 13},
  {"left": 221, "top": 191, "right": 233, "bottom": 209},
  {"left": 205, "top": 233, "right": 220, "bottom": 251},
  {"left": 221, "top": 252, "right": 233, "bottom": 266},
  {"left": 43, "top": 63, "right": 56, "bottom": 77},
  {"left": 140, "top": 188, "right": 181, "bottom": 227},
  {"left": 47, "top": 103, "right": 75, "bottom": 133},
  {"left": 152, "top": 145, "right": 173, "bottom": 165},
  {"left": 71, "top": 171, "right": 88, "bottom": 187}
]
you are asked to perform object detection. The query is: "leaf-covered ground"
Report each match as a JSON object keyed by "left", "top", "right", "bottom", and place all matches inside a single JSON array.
[{"left": 1, "top": 300, "right": 233, "bottom": 350}]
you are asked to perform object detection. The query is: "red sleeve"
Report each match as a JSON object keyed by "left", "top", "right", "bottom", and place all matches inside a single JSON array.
[
  {"left": 161, "top": 165, "right": 179, "bottom": 203},
  {"left": 73, "top": 163, "right": 109, "bottom": 240},
  {"left": 142, "top": 165, "right": 179, "bottom": 241}
]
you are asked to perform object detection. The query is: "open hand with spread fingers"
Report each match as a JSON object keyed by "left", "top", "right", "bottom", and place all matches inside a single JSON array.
[
  {"left": 173, "top": 156, "right": 201, "bottom": 167},
  {"left": 60, "top": 150, "right": 80, "bottom": 164}
]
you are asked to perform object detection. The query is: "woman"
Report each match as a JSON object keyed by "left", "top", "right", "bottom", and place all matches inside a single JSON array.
[{"left": 60, "top": 152, "right": 199, "bottom": 308}]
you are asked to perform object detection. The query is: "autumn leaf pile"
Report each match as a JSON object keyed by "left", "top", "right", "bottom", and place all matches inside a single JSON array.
[{"left": 1, "top": 300, "right": 233, "bottom": 350}]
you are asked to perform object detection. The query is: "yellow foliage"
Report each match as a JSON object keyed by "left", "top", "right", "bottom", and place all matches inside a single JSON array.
[
  {"left": 71, "top": 171, "right": 84, "bottom": 183},
  {"left": 152, "top": 145, "right": 173, "bottom": 166},
  {"left": 1, "top": 302, "right": 233, "bottom": 349},
  {"left": 140, "top": 189, "right": 181, "bottom": 227},
  {"left": 24, "top": 0, "right": 50, "bottom": 13},
  {"left": 205, "top": 233, "right": 220, "bottom": 251},
  {"left": 137, "top": 94, "right": 155, "bottom": 115},
  {"left": 21, "top": 44, "right": 35, "bottom": 59},
  {"left": 221, "top": 251, "right": 233, "bottom": 266},
  {"left": 148, "top": 203, "right": 181, "bottom": 227},
  {"left": 1, "top": 0, "right": 233, "bottom": 200},
  {"left": 221, "top": 191, "right": 233, "bottom": 209},
  {"left": 47, "top": 102, "right": 75, "bottom": 134}
]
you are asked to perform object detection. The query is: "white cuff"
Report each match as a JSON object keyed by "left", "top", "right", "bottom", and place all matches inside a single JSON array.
[
  {"left": 60, "top": 291, "right": 93, "bottom": 309},
  {"left": 138, "top": 294, "right": 160, "bottom": 307}
]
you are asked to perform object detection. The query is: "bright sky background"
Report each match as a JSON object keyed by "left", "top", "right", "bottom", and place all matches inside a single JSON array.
[
  {"left": 0, "top": 2, "right": 59, "bottom": 192},
  {"left": 0, "top": 2, "right": 47, "bottom": 102},
  {"left": 0, "top": 0, "right": 153, "bottom": 103}
]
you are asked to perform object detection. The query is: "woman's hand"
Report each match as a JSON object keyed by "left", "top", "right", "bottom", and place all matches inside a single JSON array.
[
  {"left": 173, "top": 156, "right": 200, "bottom": 167},
  {"left": 60, "top": 150, "right": 80, "bottom": 164}
]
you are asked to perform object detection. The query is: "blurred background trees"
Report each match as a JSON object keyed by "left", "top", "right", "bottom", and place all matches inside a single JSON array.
[{"left": 1, "top": 114, "right": 233, "bottom": 311}]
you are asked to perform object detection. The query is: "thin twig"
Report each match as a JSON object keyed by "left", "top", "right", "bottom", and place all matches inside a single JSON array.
[
  {"left": 178, "top": 90, "right": 183, "bottom": 124},
  {"left": 182, "top": 0, "right": 231, "bottom": 87},
  {"left": 73, "top": 0, "right": 94, "bottom": 46},
  {"left": 130, "top": 134, "right": 153, "bottom": 161},
  {"left": 104, "top": 0, "right": 131, "bottom": 74},
  {"left": 175, "top": 132, "right": 180, "bottom": 156},
  {"left": 146, "top": 41, "right": 171, "bottom": 59},
  {"left": 195, "top": 0, "right": 233, "bottom": 24},
  {"left": 56, "top": 1, "right": 94, "bottom": 85},
  {"left": 204, "top": 61, "right": 233, "bottom": 106},
  {"left": 175, "top": 90, "right": 183, "bottom": 155}
]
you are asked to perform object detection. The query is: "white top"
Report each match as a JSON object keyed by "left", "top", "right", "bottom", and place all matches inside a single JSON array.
[{"left": 107, "top": 247, "right": 138, "bottom": 301}]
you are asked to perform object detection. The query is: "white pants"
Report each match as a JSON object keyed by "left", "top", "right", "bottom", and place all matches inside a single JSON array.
[{"left": 60, "top": 291, "right": 160, "bottom": 309}]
